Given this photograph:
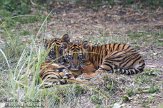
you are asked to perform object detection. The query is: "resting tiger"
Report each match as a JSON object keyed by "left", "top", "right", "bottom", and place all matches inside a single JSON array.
[
  {"left": 41, "top": 34, "right": 145, "bottom": 86},
  {"left": 40, "top": 34, "right": 72, "bottom": 87},
  {"left": 44, "top": 34, "right": 70, "bottom": 64},
  {"left": 40, "top": 61, "right": 74, "bottom": 88},
  {"left": 64, "top": 40, "right": 145, "bottom": 75}
]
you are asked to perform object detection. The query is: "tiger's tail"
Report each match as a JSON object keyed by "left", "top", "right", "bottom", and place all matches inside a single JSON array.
[{"left": 114, "top": 61, "right": 145, "bottom": 75}]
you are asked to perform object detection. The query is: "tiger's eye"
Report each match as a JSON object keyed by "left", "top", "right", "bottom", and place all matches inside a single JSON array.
[
  {"left": 78, "top": 54, "right": 83, "bottom": 59},
  {"left": 65, "top": 55, "right": 73, "bottom": 61},
  {"left": 68, "top": 55, "right": 73, "bottom": 59}
]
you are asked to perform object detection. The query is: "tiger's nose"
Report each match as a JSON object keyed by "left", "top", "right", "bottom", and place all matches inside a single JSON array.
[{"left": 69, "top": 63, "right": 81, "bottom": 71}]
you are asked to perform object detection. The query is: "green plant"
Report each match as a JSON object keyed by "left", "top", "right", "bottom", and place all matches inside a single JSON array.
[
  {"left": 1, "top": 14, "right": 46, "bottom": 29},
  {"left": 0, "top": 9, "right": 11, "bottom": 17},
  {"left": 126, "top": 88, "right": 135, "bottom": 97},
  {"left": 20, "top": 30, "right": 30, "bottom": 36},
  {"left": 0, "top": 34, "right": 25, "bottom": 65},
  {"left": 134, "top": 69, "right": 156, "bottom": 85},
  {"left": 2, "top": 0, "right": 31, "bottom": 15},
  {"left": 148, "top": 85, "right": 159, "bottom": 93},
  {"left": 143, "top": 69, "right": 159, "bottom": 76},
  {"left": 140, "top": 0, "right": 163, "bottom": 7},
  {"left": 122, "top": 95, "right": 130, "bottom": 102},
  {"left": 102, "top": 76, "right": 118, "bottom": 93},
  {"left": 91, "top": 95, "right": 102, "bottom": 105},
  {"left": 124, "top": 0, "right": 134, "bottom": 4},
  {"left": 0, "top": 10, "right": 51, "bottom": 107},
  {"left": 158, "top": 103, "right": 163, "bottom": 108},
  {"left": 73, "top": 84, "right": 85, "bottom": 96}
]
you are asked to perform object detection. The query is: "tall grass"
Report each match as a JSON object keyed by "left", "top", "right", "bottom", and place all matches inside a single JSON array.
[{"left": 0, "top": 11, "right": 48, "bottom": 107}]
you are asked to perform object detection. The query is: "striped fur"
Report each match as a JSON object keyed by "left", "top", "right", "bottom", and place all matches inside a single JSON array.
[
  {"left": 40, "top": 34, "right": 71, "bottom": 87},
  {"left": 44, "top": 34, "right": 70, "bottom": 64},
  {"left": 40, "top": 61, "right": 73, "bottom": 88},
  {"left": 65, "top": 41, "right": 145, "bottom": 75}
]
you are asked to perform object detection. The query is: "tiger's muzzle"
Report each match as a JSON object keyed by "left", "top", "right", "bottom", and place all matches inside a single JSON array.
[{"left": 65, "top": 53, "right": 85, "bottom": 71}]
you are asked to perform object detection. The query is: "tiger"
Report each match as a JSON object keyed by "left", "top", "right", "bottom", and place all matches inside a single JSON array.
[
  {"left": 40, "top": 34, "right": 72, "bottom": 87},
  {"left": 64, "top": 40, "right": 145, "bottom": 75},
  {"left": 43, "top": 34, "right": 70, "bottom": 64},
  {"left": 40, "top": 60, "right": 74, "bottom": 88}
]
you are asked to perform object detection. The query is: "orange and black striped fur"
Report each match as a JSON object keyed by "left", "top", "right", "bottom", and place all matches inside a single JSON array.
[
  {"left": 44, "top": 34, "right": 70, "bottom": 64},
  {"left": 40, "top": 34, "right": 72, "bottom": 87},
  {"left": 65, "top": 40, "right": 145, "bottom": 75},
  {"left": 40, "top": 61, "right": 73, "bottom": 88}
]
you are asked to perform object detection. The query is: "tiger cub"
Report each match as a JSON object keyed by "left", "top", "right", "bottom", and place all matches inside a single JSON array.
[
  {"left": 40, "top": 34, "right": 72, "bottom": 87},
  {"left": 40, "top": 61, "right": 74, "bottom": 88},
  {"left": 64, "top": 40, "right": 145, "bottom": 75},
  {"left": 43, "top": 34, "right": 70, "bottom": 64}
]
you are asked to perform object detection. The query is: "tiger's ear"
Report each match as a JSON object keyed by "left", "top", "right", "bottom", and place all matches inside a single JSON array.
[
  {"left": 83, "top": 41, "right": 89, "bottom": 49},
  {"left": 61, "top": 34, "right": 70, "bottom": 43}
]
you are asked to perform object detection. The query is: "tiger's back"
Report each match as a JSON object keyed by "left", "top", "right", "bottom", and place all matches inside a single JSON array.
[{"left": 87, "top": 43, "right": 133, "bottom": 68}]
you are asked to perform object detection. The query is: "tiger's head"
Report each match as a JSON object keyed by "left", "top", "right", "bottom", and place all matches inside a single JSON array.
[
  {"left": 44, "top": 34, "right": 70, "bottom": 64},
  {"left": 64, "top": 40, "right": 90, "bottom": 71}
]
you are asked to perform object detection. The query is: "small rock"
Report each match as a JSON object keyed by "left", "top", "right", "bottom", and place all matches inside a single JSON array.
[
  {"left": 0, "top": 103, "right": 5, "bottom": 108},
  {"left": 158, "top": 39, "right": 163, "bottom": 42},
  {"left": 113, "top": 102, "right": 123, "bottom": 108}
]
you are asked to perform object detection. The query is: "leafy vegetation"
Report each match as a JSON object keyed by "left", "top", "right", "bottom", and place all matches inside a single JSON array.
[
  {"left": 0, "top": 0, "right": 162, "bottom": 16},
  {"left": 51, "top": 0, "right": 163, "bottom": 8},
  {"left": 91, "top": 95, "right": 102, "bottom": 105},
  {"left": 0, "top": 0, "right": 31, "bottom": 15},
  {"left": 122, "top": 95, "right": 130, "bottom": 102}
]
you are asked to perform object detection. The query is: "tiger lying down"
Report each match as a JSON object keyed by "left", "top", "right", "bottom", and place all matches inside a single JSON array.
[
  {"left": 40, "top": 34, "right": 145, "bottom": 87},
  {"left": 40, "top": 61, "right": 74, "bottom": 88}
]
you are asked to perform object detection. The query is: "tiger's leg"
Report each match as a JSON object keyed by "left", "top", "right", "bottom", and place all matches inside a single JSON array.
[
  {"left": 77, "top": 61, "right": 97, "bottom": 80},
  {"left": 94, "top": 50, "right": 129, "bottom": 75},
  {"left": 80, "top": 61, "right": 112, "bottom": 81}
]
